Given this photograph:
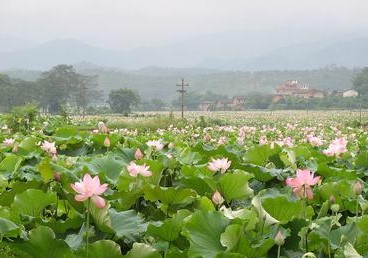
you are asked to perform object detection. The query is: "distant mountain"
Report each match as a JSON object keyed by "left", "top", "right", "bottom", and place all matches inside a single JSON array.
[
  {"left": 198, "top": 37, "right": 368, "bottom": 70},
  {"left": 0, "top": 29, "right": 367, "bottom": 71},
  {"left": 0, "top": 39, "right": 129, "bottom": 70}
]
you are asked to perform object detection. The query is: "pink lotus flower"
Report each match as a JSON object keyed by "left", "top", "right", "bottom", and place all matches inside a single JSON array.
[
  {"left": 146, "top": 140, "right": 164, "bottom": 151},
  {"left": 307, "top": 134, "right": 323, "bottom": 147},
  {"left": 70, "top": 173, "right": 108, "bottom": 208},
  {"left": 103, "top": 137, "right": 110, "bottom": 147},
  {"left": 134, "top": 148, "right": 144, "bottom": 160},
  {"left": 212, "top": 190, "right": 225, "bottom": 206},
  {"left": 323, "top": 137, "right": 347, "bottom": 157},
  {"left": 259, "top": 136, "right": 268, "bottom": 145},
  {"left": 127, "top": 161, "right": 152, "bottom": 177},
  {"left": 40, "top": 140, "right": 57, "bottom": 155},
  {"left": 286, "top": 169, "right": 321, "bottom": 200},
  {"left": 208, "top": 157, "right": 231, "bottom": 173},
  {"left": 3, "top": 138, "right": 15, "bottom": 147}
]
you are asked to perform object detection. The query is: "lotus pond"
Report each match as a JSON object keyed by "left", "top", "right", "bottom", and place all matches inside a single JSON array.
[{"left": 0, "top": 110, "right": 368, "bottom": 258}]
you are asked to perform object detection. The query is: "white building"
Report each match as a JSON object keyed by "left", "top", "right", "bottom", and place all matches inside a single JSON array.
[{"left": 342, "top": 89, "right": 359, "bottom": 97}]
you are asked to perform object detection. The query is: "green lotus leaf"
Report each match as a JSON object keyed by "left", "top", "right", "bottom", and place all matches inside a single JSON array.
[
  {"left": 84, "top": 240, "right": 123, "bottom": 258},
  {"left": 37, "top": 157, "right": 54, "bottom": 182},
  {"left": 243, "top": 144, "right": 281, "bottom": 166},
  {"left": 258, "top": 192, "right": 303, "bottom": 223},
  {"left": 89, "top": 202, "right": 112, "bottom": 233},
  {"left": 355, "top": 151, "right": 368, "bottom": 169},
  {"left": 343, "top": 242, "right": 363, "bottom": 258},
  {"left": 18, "top": 136, "right": 41, "bottom": 156},
  {"left": 178, "top": 147, "right": 202, "bottom": 165},
  {"left": 91, "top": 133, "right": 121, "bottom": 149},
  {"left": 124, "top": 242, "right": 161, "bottom": 258},
  {"left": 147, "top": 209, "right": 191, "bottom": 242},
  {"left": 0, "top": 173, "right": 8, "bottom": 192},
  {"left": 0, "top": 154, "right": 23, "bottom": 178},
  {"left": 109, "top": 209, "right": 147, "bottom": 241},
  {"left": 194, "top": 196, "right": 215, "bottom": 211},
  {"left": 218, "top": 170, "right": 253, "bottom": 202},
  {"left": 0, "top": 181, "right": 42, "bottom": 207},
  {"left": 220, "top": 224, "right": 274, "bottom": 258},
  {"left": 0, "top": 217, "right": 20, "bottom": 237},
  {"left": 317, "top": 163, "right": 359, "bottom": 180},
  {"left": 54, "top": 126, "right": 80, "bottom": 140},
  {"left": 11, "top": 189, "right": 57, "bottom": 219},
  {"left": 142, "top": 159, "right": 164, "bottom": 186},
  {"left": 181, "top": 165, "right": 216, "bottom": 195},
  {"left": 88, "top": 154, "right": 126, "bottom": 183},
  {"left": 165, "top": 246, "right": 188, "bottom": 258},
  {"left": 242, "top": 163, "right": 285, "bottom": 182},
  {"left": 251, "top": 196, "right": 279, "bottom": 226},
  {"left": 317, "top": 180, "right": 355, "bottom": 210},
  {"left": 10, "top": 226, "right": 72, "bottom": 258},
  {"left": 144, "top": 185, "right": 197, "bottom": 214},
  {"left": 65, "top": 222, "right": 87, "bottom": 250},
  {"left": 330, "top": 222, "right": 358, "bottom": 250},
  {"left": 182, "top": 211, "right": 230, "bottom": 258}
]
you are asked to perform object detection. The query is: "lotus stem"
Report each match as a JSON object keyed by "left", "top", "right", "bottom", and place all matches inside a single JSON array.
[{"left": 86, "top": 198, "right": 90, "bottom": 258}]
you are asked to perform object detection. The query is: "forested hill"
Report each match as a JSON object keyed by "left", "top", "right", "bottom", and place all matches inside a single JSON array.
[{"left": 2, "top": 66, "right": 359, "bottom": 101}]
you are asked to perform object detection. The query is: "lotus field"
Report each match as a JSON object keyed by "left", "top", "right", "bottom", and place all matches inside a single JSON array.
[{"left": 0, "top": 111, "right": 368, "bottom": 258}]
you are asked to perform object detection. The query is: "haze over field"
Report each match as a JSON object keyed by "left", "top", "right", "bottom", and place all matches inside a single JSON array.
[{"left": 1, "top": 0, "right": 368, "bottom": 71}]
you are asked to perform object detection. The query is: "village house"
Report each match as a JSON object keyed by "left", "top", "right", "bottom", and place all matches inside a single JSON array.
[
  {"left": 272, "top": 80, "right": 325, "bottom": 102},
  {"left": 199, "top": 96, "right": 246, "bottom": 111},
  {"left": 342, "top": 89, "right": 359, "bottom": 97},
  {"left": 328, "top": 88, "right": 359, "bottom": 97}
]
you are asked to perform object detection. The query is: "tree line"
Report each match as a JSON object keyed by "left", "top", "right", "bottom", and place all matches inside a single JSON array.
[
  {"left": 0, "top": 64, "right": 140, "bottom": 114},
  {"left": 1, "top": 64, "right": 368, "bottom": 114}
]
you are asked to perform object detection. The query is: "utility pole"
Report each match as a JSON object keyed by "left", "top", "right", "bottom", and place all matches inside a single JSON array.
[{"left": 176, "top": 78, "right": 189, "bottom": 118}]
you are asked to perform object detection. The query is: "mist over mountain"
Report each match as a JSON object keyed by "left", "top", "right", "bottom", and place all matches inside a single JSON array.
[{"left": 0, "top": 28, "right": 368, "bottom": 71}]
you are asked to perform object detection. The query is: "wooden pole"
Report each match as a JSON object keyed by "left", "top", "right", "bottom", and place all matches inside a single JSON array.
[{"left": 176, "top": 78, "right": 189, "bottom": 118}]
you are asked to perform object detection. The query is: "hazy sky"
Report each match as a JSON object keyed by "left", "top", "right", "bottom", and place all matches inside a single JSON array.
[{"left": 1, "top": 0, "right": 367, "bottom": 50}]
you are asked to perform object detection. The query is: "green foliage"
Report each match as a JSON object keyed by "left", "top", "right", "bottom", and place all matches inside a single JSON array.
[
  {"left": 4, "top": 103, "right": 39, "bottom": 133},
  {"left": 0, "top": 111, "right": 367, "bottom": 257},
  {"left": 353, "top": 67, "right": 368, "bottom": 96},
  {"left": 108, "top": 88, "right": 140, "bottom": 114},
  {"left": 183, "top": 211, "right": 230, "bottom": 258},
  {"left": 10, "top": 226, "right": 72, "bottom": 258}
]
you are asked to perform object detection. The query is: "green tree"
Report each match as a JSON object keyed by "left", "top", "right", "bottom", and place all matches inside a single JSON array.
[
  {"left": 108, "top": 88, "right": 140, "bottom": 113},
  {"left": 75, "top": 74, "right": 100, "bottom": 116},
  {"left": 38, "top": 64, "right": 79, "bottom": 114},
  {"left": 0, "top": 74, "right": 14, "bottom": 111},
  {"left": 353, "top": 67, "right": 368, "bottom": 96}
]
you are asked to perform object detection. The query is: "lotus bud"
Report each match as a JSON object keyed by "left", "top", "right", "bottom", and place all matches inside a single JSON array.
[
  {"left": 331, "top": 204, "right": 340, "bottom": 213},
  {"left": 302, "top": 252, "right": 316, "bottom": 258},
  {"left": 54, "top": 172, "right": 61, "bottom": 182},
  {"left": 168, "top": 142, "right": 175, "bottom": 149},
  {"left": 203, "top": 134, "right": 211, "bottom": 142},
  {"left": 134, "top": 148, "right": 144, "bottom": 160},
  {"left": 274, "top": 231, "right": 285, "bottom": 246},
  {"left": 212, "top": 190, "right": 224, "bottom": 206},
  {"left": 52, "top": 154, "right": 58, "bottom": 162},
  {"left": 12, "top": 143, "right": 19, "bottom": 153},
  {"left": 354, "top": 181, "right": 363, "bottom": 195},
  {"left": 103, "top": 137, "right": 110, "bottom": 148}
]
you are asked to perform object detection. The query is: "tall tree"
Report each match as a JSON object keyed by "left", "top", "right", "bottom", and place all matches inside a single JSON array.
[
  {"left": 38, "top": 65, "right": 79, "bottom": 113},
  {"left": 75, "top": 74, "right": 100, "bottom": 116},
  {"left": 108, "top": 88, "right": 140, "bottom": 113},
  {"left": 353, "top": 67, "right": 368, "bottom": 96},
  {"left": 0, "top": 74, "right": 14, "bottom": 111}
]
